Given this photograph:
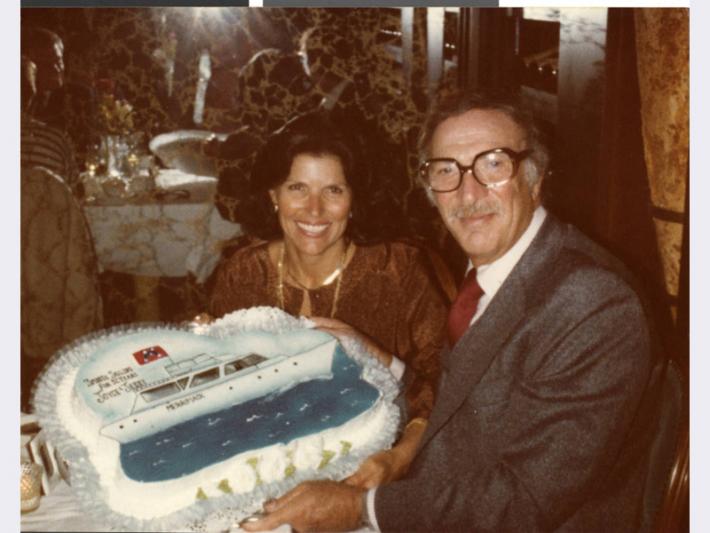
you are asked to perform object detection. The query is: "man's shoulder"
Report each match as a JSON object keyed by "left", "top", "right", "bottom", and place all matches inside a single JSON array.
[
  {"left": 528, "top": 217, "right": 645, "bottom": 310},
  {"left": 21, "top": 112, "right": 72, "bottom": 144}
]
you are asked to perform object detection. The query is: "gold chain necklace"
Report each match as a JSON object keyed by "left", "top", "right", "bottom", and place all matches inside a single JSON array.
[{"left": 277, "top": 242, "right": 349, "bottom": 318}]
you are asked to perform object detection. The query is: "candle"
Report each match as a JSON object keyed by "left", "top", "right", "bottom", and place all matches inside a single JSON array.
[{"left": 20, "top": 462, "right": 42, "bottom": 512}]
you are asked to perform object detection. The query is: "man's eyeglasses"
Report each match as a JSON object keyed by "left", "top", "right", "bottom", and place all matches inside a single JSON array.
[{"left": 420, "top": 147, "right": 532, "bottom": 193}]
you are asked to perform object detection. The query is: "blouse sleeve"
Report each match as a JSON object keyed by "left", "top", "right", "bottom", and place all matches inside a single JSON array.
[{"left": 394, "top": 249, "right": 448, "bottom": 420}]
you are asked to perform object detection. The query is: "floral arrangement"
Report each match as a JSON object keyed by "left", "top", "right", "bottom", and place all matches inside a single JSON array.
[{"left": 95, "top": 78, "right": 134, "bottom": 135}]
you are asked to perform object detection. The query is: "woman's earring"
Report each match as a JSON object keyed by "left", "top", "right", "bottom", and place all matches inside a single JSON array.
[
  {"left": 348, "top": 211, "right": 352, "bottom": 219},
  {"left": 274, "top": 204, "right": 279, "bottom": 213}
]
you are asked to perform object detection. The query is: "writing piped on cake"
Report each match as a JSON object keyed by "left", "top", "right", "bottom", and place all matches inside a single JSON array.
[{"left": 40, "top": 307, "right": 398, "bottom": 526}]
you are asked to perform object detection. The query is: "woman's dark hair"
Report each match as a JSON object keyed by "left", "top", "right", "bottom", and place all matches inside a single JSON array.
[{"left": 224, "top": 109, "right": 407, "bottom": 244}]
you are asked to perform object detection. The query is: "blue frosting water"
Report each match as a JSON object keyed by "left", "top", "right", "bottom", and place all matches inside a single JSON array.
[{"left": 120, "top": 346, "right": 379, "bottom": 482}]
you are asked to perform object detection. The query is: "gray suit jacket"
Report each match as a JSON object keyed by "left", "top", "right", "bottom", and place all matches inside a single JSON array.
[{"left": 376, "top": 215, "right": 655, "bottom": 532}]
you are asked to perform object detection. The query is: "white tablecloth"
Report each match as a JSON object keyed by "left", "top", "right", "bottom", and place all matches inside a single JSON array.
[
  {"left": 21, "top": 481, "right": 98, "bottom": 532},
  {"left": 83, "top": 170, "right": 241, "bottom": 282},
  {"left": 20, "top": 480, "right": 297, "bottom": 532}
]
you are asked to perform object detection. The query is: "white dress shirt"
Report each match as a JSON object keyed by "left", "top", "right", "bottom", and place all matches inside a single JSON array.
[
  {"left": 468, "top": 206, "right": 547, "bottom": 325},
  {"left": 365, "top": 206, "right": 548, "bottom": 531}
]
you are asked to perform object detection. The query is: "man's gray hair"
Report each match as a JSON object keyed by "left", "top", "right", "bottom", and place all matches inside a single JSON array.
[{"left": 418, "top": 91, "right": 550, "bottom": 188}]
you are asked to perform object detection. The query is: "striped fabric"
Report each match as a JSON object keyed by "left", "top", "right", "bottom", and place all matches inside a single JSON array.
[{"left": 21, "top": 112, "right": 79, "bottom": 191}]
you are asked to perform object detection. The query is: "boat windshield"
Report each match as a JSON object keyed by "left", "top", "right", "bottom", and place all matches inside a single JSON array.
[
  {"left": 141, "top": 381, "right": 182, "bottom": 402},
  {"left": 139, "top": 353, "right": 270, "bottom": 401},
  {"left": 190, "top": 367, "right": 220, "bottom": 388},
  {"left": 224, "top": 353, "right": 268, "bottom": 375}
]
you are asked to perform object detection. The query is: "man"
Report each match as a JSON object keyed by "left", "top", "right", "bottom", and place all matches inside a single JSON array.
[
  {"left": 21, "top": 27, "right": 65, "bottom": 117},
  {"left": 244, "top": 92, "right": 656, "bottom": 531},
  {"left": 21, "top": 27, "right": 79, "bottom": 192}
]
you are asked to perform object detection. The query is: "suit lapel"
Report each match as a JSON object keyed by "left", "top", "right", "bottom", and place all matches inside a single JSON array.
[{"left": 419, "top": 215, "right": 567, "bottom": 448}]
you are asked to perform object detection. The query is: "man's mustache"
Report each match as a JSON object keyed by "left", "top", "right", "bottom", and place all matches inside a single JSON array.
[{"left": 446, "top": 201, "right": 502, "bottom": 220}]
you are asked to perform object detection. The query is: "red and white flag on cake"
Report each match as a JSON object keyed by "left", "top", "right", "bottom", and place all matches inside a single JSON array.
[{"left": 133, "top": 345, "right": 169, "bottom": 365}]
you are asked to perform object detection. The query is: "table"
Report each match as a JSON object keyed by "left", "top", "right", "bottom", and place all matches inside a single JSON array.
[
  {"left": 81, "top": 169, "right": 242, "bottom": 325},
  {"left": 83, "top": 169, "right": 241, "bottom": 283},
  {"left": 20, "top": 480, "right": 358, "bottom": 533},
  {"left": 21, "top": 481, "right": 98, "bottom": 532}
]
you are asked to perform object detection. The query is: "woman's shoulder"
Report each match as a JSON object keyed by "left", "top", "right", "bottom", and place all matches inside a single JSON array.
[
  {"left": 224, "top": 238, "right": 269, "bottom": 258},
  {"left": 353, "top": 240, "right": 429, "bottom": 273},
  {"left": 218, "top": 239, "right": 272, "bottom": 276},
  {"left": 360, "top": 239, "right": 426, "bottom": 258},
  {"left": 354, "top": 240, "right": 455, "bottom": 303}
]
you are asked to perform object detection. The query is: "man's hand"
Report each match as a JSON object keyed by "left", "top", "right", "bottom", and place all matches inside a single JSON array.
[
  {"left": 240, "top": 480, "right": 365, "bottom": 532},
  {"left": 310, "top": 317, "right": 393, "bottom": 368}
]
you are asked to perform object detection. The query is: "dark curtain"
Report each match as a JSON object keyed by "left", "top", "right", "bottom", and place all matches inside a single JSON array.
[{"left": 595, "top": 9, "right": 675, "bottom": 357}]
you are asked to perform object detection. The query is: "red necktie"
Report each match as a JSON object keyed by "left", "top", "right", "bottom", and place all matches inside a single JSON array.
[{"left": 447, "top": 269, "right": 484, "bottom": 346}]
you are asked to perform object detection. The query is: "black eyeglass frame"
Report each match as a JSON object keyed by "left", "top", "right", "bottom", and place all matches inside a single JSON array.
[{"left": 420, "top": 147, "right": 533, "bottom": 193}]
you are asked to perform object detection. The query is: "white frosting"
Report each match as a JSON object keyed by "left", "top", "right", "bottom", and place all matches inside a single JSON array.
[
  {"left": 292, "top": 435, "right": 325, "bottom": 471},
  {"left": 49, "top": 308, "right": 397, "bottom": 523}
]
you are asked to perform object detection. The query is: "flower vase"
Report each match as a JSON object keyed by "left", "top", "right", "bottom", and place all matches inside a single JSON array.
[{"left": 103, "top": 134, "right": 128, "bottom": 178}]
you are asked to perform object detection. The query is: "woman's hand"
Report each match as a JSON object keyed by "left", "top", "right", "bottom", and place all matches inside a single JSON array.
[
  {"left": 190, "top": 312, "right": 214, "bottom": 325},
  {"left": 310, "top": 316, "right": 393, "bottom": 367}
]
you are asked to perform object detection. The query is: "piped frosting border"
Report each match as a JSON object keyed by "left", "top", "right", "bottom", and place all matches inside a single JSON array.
[{"left": 31, "top": 307, "right": 401, "bottom": 532}]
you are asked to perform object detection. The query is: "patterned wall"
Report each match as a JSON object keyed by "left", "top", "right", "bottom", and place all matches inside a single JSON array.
[
  {"left": 21, "top": 7, "right": 454, "bottom": 326},
  {"left": 21, "top": 8, "right": 442, "bottom": 223}
]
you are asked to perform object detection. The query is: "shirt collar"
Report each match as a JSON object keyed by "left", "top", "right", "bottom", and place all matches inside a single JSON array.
[{"left": 468, "top": 206, "right": 547, "bottom": 300}]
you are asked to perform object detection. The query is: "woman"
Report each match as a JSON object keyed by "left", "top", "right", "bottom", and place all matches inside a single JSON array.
[{"left": 209, "top": 111, "right": 448, "bottom": 488}]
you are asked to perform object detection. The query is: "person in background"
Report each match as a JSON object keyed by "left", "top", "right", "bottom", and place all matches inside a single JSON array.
[
  {"left": 243, "top": 92, "right": 658, "bottom": 532},
  {"left": 209, "top": 110, "right": 449, "bottom": 489},
  {"left": 21, "top": 27, "right": 65, "bottom": 117},
  {"left": 21, "top": 27, "right": 79, "bottom": 193}
]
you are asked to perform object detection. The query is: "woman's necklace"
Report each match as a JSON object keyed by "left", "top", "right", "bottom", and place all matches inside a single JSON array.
[{"left": 277, "top": 241, "right": 349, "bottom": 318}]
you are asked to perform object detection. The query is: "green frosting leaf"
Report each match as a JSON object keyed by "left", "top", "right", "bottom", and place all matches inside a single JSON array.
[
  {"left": 246, "top": 457, "right": 263, "bottom": 485},
  {"left": 217, "top": 479, "right": 233, "bottom": 494},
  {"left": 340, "top": 441, "right": 352, "bottom": 456},
  {"left": 196, "top": 487, "right": 208, "bottom": 500},
  {"left": 284, "top": 464, "right": 296, "bottom": 478},
  {"left": 318, "top": 449, "right": 336, "bottom": 470}
]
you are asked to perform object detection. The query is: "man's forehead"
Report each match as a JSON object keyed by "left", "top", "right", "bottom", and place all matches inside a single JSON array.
[{"left": 435, "top": 109, "right": 524, "bottom": 141}]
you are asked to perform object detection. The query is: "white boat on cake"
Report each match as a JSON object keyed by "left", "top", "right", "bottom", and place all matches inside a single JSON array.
[{"left": 100, "top": 338, "right": 337, "bottom": 443}]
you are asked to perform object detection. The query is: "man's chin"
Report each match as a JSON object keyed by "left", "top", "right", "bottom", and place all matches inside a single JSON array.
[{"left": 455, "top": 229, "right": 496, "bottom": 260}]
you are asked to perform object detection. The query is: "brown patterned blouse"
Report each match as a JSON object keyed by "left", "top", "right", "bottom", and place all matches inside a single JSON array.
[{"left": 209, "top": 240, "right": 447, "bottom": 419}]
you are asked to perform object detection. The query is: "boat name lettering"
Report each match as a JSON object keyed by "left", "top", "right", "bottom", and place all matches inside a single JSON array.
[{"left": 165, "top": 393, "right": 205, "bottom": 411}]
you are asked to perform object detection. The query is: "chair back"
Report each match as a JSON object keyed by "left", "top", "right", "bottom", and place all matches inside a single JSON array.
[
  {"left": 640, "top": 358, "right": 687, "bottom": 532},
  {"left": 21, "top": 167, "right": 103, "bottom": 367}
]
